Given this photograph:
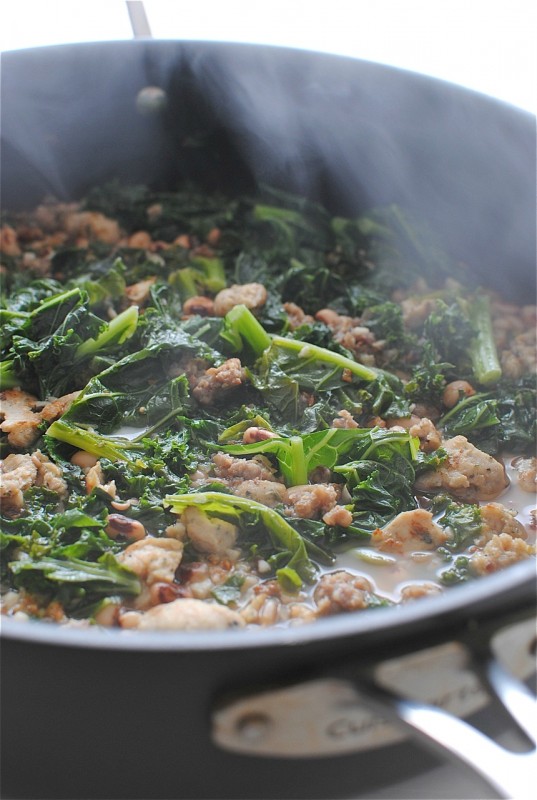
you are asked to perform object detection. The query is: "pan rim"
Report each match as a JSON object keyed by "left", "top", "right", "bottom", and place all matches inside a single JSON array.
[
  {"left": 1, "top": 559, "right": 534, "bottom": 652},
  {"left": 1, "top": 38, "right": 535, "bottom": 121}
]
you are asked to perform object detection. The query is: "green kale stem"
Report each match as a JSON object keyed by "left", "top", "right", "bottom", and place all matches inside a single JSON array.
[
  {"left": 164, "top": 490, "right": 316, "bottom": 585},
  {"left": 171, "top": 267, "right": 200, "bottom": 299},
  {"left": 287, "top": 436, "right": 308, "bottom": 486},
  {"left": 253, "top": 204, "right": 304, "bottom": 227},
  {"left": 190, "top": 256, "right": 226, "bottom": 293},
  {"left": 132, "top": 406, "right": 185, "bottom": 442},
  {"left": 74, "top": 305, "right": 139, "bottom": 361},
  {"left": 46, "top": 419, "right": 140, "bottom": 464},
  {"left": 0, "top": 309, "right": 29, "bottom": 324},
  {"left": 223, "top": 304, "right": 377, "bottom": 382},
  {"left": 0, "top": 359, "right": 19, "bottom": 389},
  {"left": 271, "top": 336, "right": 378, "bottom": 382},
  {"left": 172, "top": 258, "right": 226, "bottom": 299},
  {"left": 467, "top": 295, "right": 502, "bottom": 385},
  {"left": 32, "top": 287, "right": 82, "bottom": 319},
  {"left": 360, "top": 428, "right": 420, "bottom": 461},
  {"left": 222, "top": 303, "right": 272, "bottom": 354}
]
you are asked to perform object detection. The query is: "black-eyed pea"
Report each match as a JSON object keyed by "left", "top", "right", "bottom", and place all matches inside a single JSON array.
[
  {"left": 442, "top": 380, "right": 476, "bottom": 409},
  {"left": 111, "top": 499, "right": 133, "bottom": 511},
  {"left": 106, "top": 513, "right": 146, "bottom": 541},
  {"left": 242, "top": 426, "right": 278, "bottom": 444},
  {"left": 70, "top": 450, "right": 99, "bottom": 469},
  {"left": 149, "top": 582, "right": 186, "bottom": 605},
  {"left": 182, "top": 295, "right": 215, "bottom": 316}
]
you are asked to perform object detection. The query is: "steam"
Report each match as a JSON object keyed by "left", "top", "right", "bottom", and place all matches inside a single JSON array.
[
  {"left": 1, "top": 42, "right": 535, "bottom": 297},
  {"left": 184, "top": 45, "right": 535, "bottom": 297}
]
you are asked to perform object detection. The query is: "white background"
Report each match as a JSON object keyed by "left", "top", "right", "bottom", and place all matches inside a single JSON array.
[{"left": 0, "top": 0, "right": 535, "bottom": 113}]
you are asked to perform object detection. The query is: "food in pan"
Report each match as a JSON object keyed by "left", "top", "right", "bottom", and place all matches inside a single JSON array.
[{"left": 0, "top": 184, "right": 535, "bottom": 629}]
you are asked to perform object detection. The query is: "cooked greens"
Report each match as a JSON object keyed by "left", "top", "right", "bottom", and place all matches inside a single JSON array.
[{"left": 1, "top": 182, "right": 535, "bottom": 628}]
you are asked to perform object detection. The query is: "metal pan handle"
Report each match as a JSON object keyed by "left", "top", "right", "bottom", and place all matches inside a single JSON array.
[
  {"left": 212, "top": 608, "right": 536, "bottom": 798},
  {"left": 351, "top": 655, "right": 536, "bottom": 799}
]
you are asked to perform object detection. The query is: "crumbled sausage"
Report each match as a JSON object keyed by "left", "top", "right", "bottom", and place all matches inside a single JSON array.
[
  {"left": 192, "top": 358, "right": 246, "bottom": 405},
  {"left": 31, "top": 450, "right": 67, "bottom": 497},
  {"left": 127, "top": 231, "right": 152, "bottom": 249},
  {"left": 234, "top": 479, "right": 288, "bottom": 507},
  {"left": 315, "top": 308, "right": 377, "bottom": 360},
  {"left": 0, "top": 389, "right": 80, "bottom": 448},
  {"left": 33, "top": 201, "right": 78, "bottom": 232},
  {"left": 176, "top": 559, "right": 243, "bottom": 601},
  {"left": 492, "top": 300, "right": 536, "bottom": 380},
  {"left": 117, "top": 537, "right": 183, "bottom": 585},
  {"left": 213, "top": 282, "right": 268, "bottom": 316},
  {"left": 386, "top": 415, "right": 421, "bottom": 431},
  {"left": 511, "top": 457, "right": 537, "bottom": 493},
  {"left": 283, "top": 302, "right": 314, "bottom": 329},
  {"left": 173, "top": 234, "right": 191, "bottom": 249},
  {"left": 315, "top": 308, "right": 352, "bottom": 328},
  {"left": 182, "top": 507, "right": 238, "bottom": 555},
  {"left": 85, "top": 461, "right": 117, "bottom": 498},
  {"left": 212, "top": 452, "right": 279, "bottom": 484},
  {"left": 0, "top": 389, "right": 42, "bottom": 448},
  {"left": 124, "top": 277, "right": 156, "bottom": 305},
  {"left": 165, "top": 521, "right": 187, "bottom": 540},
  {"left": 400, "top": 583, "right": 443, "bottom": 602},
  {"left": 0, "top": 454, "right": 38, "bottom": 514},
  {"left": 0, "top": 225, "right": 21, "bottom": 256},
  {"left": 64, "top": 211, "right": 121, "bottom": 244},
  {"left": 240, "top": 581, "right": 314, "bottom": 626},
  {"left": 322, "top": 505, "right": 353, "bottom": 527},
  {"left": 39, "top": 391, "right": 81, "bottom": 422},
  {"left": 331, "top": 409, "right": 359, "bottom": 429},
  {"left": 372, "top": 509, "right": 448, "bottom": 553},
  {"left": 408, "top": 417, "right": 442, "bottom": 452},
  {"left": 400, "top": 296, "right": 437, "bottom": 329},
  {"left": 314, "top": 571, "right": 375, "bottom": 615},
  {"left": 411, "top": 402, "right": 441, "bottom": 422},
  {"left": 286, "top": 484, "right": 339, "bottom": 519},
  {"left": 240, "top": 593, "right": 282, "bottom": 626},
  {"left": 206, "top": 228, "right": 221, "bottom": 247},
  {"left": 477, "top": 502, "right": 528, "bottom": 545},
  {"left": 414, "top": 436, "right": 507, "bottom": 501},
  {"left": 0, "top": 450, "right": 66, "bottom": 513},
  {"left": 500, "top": 330, "right": 536, "bottom": 379},
  {"left": 119, "top": 598, "right": 245, "bottom": 630},
  {"left": 470, "top": 534, "right": 535, "bottom": 575}
]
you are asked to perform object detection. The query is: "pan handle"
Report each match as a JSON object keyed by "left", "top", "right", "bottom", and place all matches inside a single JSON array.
[
  {"left": 350, "top": 655, "right": 536, "bottom": 799},
  {"left": 212, "top": 607, "right": 536, "bottom": 798}
]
